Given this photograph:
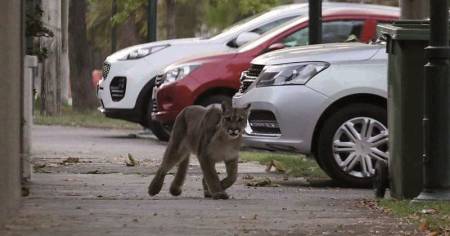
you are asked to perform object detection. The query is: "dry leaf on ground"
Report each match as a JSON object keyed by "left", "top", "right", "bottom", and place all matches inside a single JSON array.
[
  {"left": 265, "top": 160, "right": 286, "bottom": 173},
  {"left": 125, "top": 153, "right": 139, "bottom": 167}
]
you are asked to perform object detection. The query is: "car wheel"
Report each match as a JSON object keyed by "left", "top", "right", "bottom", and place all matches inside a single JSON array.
[
  {"left": 316, "top": 103, "right": 388, "bottom": 186},
  {"left": 198, "top": 94, "right": 232, "bottom": 108},
  {"left": 150, "top": 121, "right": 172, "bottom": 142}
]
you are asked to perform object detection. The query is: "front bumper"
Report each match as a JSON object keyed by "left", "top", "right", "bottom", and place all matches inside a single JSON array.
[
  {"left": 152, "top": 80, "right": 195, "bottom": 123},
  {"left": 97, "top": 59, "right": 158, "bottom": 110},
  {"left": 233, "top": 85, "right": 328, "bottom": 153}
]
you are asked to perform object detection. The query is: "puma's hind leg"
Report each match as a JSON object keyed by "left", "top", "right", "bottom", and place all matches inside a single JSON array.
[
  {"left": 148, "top": 110, "right": 188, "bottom": 197},
  {"left": 148, "top": 143, "right": 186, "bottom": 196},
  {"left": 169, "top": 155, "right": 190, "bottom": 196}
]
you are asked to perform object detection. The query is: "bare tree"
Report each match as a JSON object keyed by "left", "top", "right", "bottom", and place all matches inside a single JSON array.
[{"left": 69, "top": 0, "right": 98, "bottom": 111}]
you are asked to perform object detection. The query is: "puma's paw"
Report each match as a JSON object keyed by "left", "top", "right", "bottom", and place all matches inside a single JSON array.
[
  {"left": 169, "top": 186, "right": 182, "bottom": 196},
  {"left": 204, "top": 191, "right": 212, "bottom": 198},
  {"left": 148, "top": 182, "right": 163, "bottom": 196},
  {"left": 211, "top": 192, "right": 229, "bottom": 200}
]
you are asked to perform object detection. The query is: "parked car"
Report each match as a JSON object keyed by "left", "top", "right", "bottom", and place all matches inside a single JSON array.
[
  {"left": 233, "top": 42, "right": 388, "bottom": 186},
  {"left": 151, "top": 6, "right": 398, "bottom": 141},
  {"left": 97, "top": 2, "right": 337, "bottom": 131}
]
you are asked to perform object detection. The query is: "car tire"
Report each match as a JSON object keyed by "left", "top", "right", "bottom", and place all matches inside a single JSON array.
[
  {"left": 150, "top": 121, "right": 171, "bottom": 142},
  {"left": 198, "top": 94, "right": 232, "bottom": 108},
  {"left": 316, "top": 103, "right": 388, "bottom": 186}
]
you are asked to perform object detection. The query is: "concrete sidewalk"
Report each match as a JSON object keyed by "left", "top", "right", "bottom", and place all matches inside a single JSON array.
[{"left": 0, "top": 126, "right": 418, "bottom": 235}]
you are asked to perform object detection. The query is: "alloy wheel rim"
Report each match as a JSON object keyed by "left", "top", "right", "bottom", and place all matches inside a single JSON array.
[{"left": 332, "top": 117, "right": 389, "bottom": 178}]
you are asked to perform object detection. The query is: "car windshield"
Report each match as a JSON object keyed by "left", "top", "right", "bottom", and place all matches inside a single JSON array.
[
  {"left": 238, "top": 16, "right": 307, "bottom": 52},
  {"left": 205, "top": 5, "right": 306, "bottom": 41}
]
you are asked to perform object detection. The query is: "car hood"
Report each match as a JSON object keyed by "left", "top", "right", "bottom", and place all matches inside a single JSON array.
[
  {"left": 164, "top": 52, "right": 238, "bottom": 73},
  {"left": 252, "top": 43, "right": 384, "bottom": 65},
  {"left": 107, "top": 37, "right": 208, "bottom": 61}
]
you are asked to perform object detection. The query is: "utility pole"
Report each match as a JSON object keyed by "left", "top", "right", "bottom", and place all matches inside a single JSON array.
[
  {"left": 400, "top": 0, "right": 429, "bottom": 19},
  {"left": 148, "top": 0, "right": 157, "bottom": 42},
  {"left": 111, "top": 0, "right": 117, "bottom": 53},
  {"left": 308, "top": 0, "right": 322, "bottom": 45},
  {"left": 415, "top": 0, "right": 450, "bottom": 201}
]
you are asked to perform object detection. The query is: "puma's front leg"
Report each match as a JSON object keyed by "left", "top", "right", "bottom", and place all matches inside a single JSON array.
[
  {"left": 221, "top": 159, "right": 238, "bottom": 190},
  {"left": 202, "top": 178, "right": 211, "bottom": 198},
  {"left": 198, "top": 157, "right": 228, "bottom": 200}
]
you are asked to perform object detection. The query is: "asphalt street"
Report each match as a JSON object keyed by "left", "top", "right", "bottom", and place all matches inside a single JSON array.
[{"left": 0, "top": 125, "right": 418, "bottom": 236}]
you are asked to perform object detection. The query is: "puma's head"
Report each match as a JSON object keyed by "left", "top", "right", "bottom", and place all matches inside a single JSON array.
[{"left": 220, "top": 100, "right": 251, "bottom": 139}]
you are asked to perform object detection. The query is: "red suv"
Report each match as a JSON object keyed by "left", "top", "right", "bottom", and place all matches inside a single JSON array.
[{"left": 151, "top": 6, "right": 398, "bottom": 140}]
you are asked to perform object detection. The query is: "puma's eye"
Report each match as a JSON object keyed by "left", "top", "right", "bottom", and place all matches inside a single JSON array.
[
  {"left": 238, "top": 117, "right": 244, "bottom": 122},
  {"left": 225, "top": 117, "right": 232, "bottom": 122}
]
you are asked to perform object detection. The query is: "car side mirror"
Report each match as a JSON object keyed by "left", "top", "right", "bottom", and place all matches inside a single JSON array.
[
  {"left": 234, "top": 32, "right": 261, "bottom": 47},
  {"left": 264, "top": 43, "right": 286, "bottom": 53}
]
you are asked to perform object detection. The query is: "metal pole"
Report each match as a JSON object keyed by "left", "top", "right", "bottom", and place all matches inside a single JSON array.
[
  {"left": 111, "top": 0, "right": 117, "bottom": 53},
  {"left": 308, "top": 0, "right": 322, "bottom": 45},
  {"left": 416, "top": 0, "right": 450, "bottom": 201},
  {"left": 148, "top": 0, "right": 157, "bottom": 42}
]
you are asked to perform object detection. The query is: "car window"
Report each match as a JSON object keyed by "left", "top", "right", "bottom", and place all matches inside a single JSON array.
[
  {"left": 251, "top": 16, "right": 298, "bottom": 35},
  {"left": 280, "top": 20, "right": 365, "bottom": 47}
]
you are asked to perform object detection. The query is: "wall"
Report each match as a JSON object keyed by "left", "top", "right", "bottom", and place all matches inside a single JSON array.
[{"left": 0, "top": 0, "right": 23, "bottom": 225}]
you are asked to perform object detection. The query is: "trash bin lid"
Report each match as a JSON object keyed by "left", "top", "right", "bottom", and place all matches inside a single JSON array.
[{"left": 377, "top": 20, "right": 450, "bottom": 41}]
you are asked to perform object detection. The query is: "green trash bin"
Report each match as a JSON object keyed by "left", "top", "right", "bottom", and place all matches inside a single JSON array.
[{"left": 377, "top": 20, "right": 438, "bottom": 199}]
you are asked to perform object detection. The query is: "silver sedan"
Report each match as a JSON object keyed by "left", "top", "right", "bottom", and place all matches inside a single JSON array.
[{"left": 233, "top": 43, "right": 388, "bottom": 186}]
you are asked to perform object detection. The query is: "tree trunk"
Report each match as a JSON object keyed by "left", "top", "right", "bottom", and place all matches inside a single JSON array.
[
  {"left": 68, "top": 0, "right": 98, "bottom": 111},
  {"left": 400, "top": 0, "right": 429, "bottom": 19},
  {"left": 118, "top": 15, "right": 145, "bottom": 49},
  {"left": 165, "top": 0, "right": 176, "bottom": 39}
]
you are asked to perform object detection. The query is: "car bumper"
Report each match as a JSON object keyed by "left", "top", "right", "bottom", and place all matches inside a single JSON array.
[
  {"left": 233, "top": 85, "right": 328, "bottom": 153},
  {"left": 97, "top": 59, "right": 157, "bottom": 110},
  {"left": 152, "top": 81, "right": 195, "bottom": 123}
]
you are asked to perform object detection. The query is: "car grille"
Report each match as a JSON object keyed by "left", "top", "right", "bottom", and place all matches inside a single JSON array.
[
  {"left": 102, "top": 62, "right": 111, "bottom": 79},
  {"left": 155, "top": 74, "right": 165, "bottom": 87},
  {"left": 152, "top": 98, "right": 158, "bottom": 113},
  {"left": 247, "top": 64, "right": 264, "bottom": 77},
  {"left": 248, "top": 110, "right": 281, "bottom": 134},
  {"left": 110, "top": 76, "right": 126, "bottom": 101},
  {"left": 239, "top": 64, "right": 264, "bottom": 93}
]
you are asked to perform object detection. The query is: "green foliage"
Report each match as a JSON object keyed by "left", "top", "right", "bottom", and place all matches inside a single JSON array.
[
  {"left": 240, "top": 151, "right": 327, "bottom": 178},
  {"left": 205, "top": 0, "right": 289, "bottom": 31},
  {"left": 34, "top": 104, "right": 140, "bottom": 130},
  {"left": 378, "top": 199, "right": 450, "bottom": 233},
  {"left": 86, "top": 0, "right": 289, "bottom": 53}
]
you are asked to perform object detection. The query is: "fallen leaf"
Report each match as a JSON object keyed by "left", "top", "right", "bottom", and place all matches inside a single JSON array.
[
  {"left": 242, "top": 174, "right": 254, "bottom": 180},
  {"left": 245, "top": 178, "right": 279, "bottom": 187},
  {"left": 61, "top": 157, "right": 79, "bottom": 164},
  {"left": 125, "top": 153, "right": 139, "bottom": 167},
  {"left": 419, "top": 222, "right": 429, "bottom": 232},
  {"left": 265, "top": 160, "right": 286, "bottom": 173},
  {"left": 421, "top": 208, "right": 438, "bottom": 215},
  {"left": 426, "top": 232, "right": 439, "bottom": 236}
]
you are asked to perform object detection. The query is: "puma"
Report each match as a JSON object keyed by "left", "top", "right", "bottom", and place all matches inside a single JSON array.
[{"left": 148, "top": 101, "right": 250, "bottom": 199}]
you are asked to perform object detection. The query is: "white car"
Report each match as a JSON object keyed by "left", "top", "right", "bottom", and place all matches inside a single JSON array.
[{"left": 96, "top": 2, "right": 361, "bottom": 135}]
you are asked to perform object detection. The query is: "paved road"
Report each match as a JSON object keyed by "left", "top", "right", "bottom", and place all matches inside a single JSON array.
[{"left": 0, "top": 125, "right": 418, "bottom": 236}]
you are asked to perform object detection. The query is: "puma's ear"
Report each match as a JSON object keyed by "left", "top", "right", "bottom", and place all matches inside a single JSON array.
[{"left": 221, "top": 100, "right": 232, "bottom": 113}]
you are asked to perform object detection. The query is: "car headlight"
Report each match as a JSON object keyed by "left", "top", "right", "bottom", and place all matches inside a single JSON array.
[
  {"left": 122, "top": 44, "right": 170, "bottom": 60},
  {"left": 256, "top": 62, "right": 329, "bottom": 87},
  {"left": 163, "top": 63, "right": 202, "bottom": 84}
]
